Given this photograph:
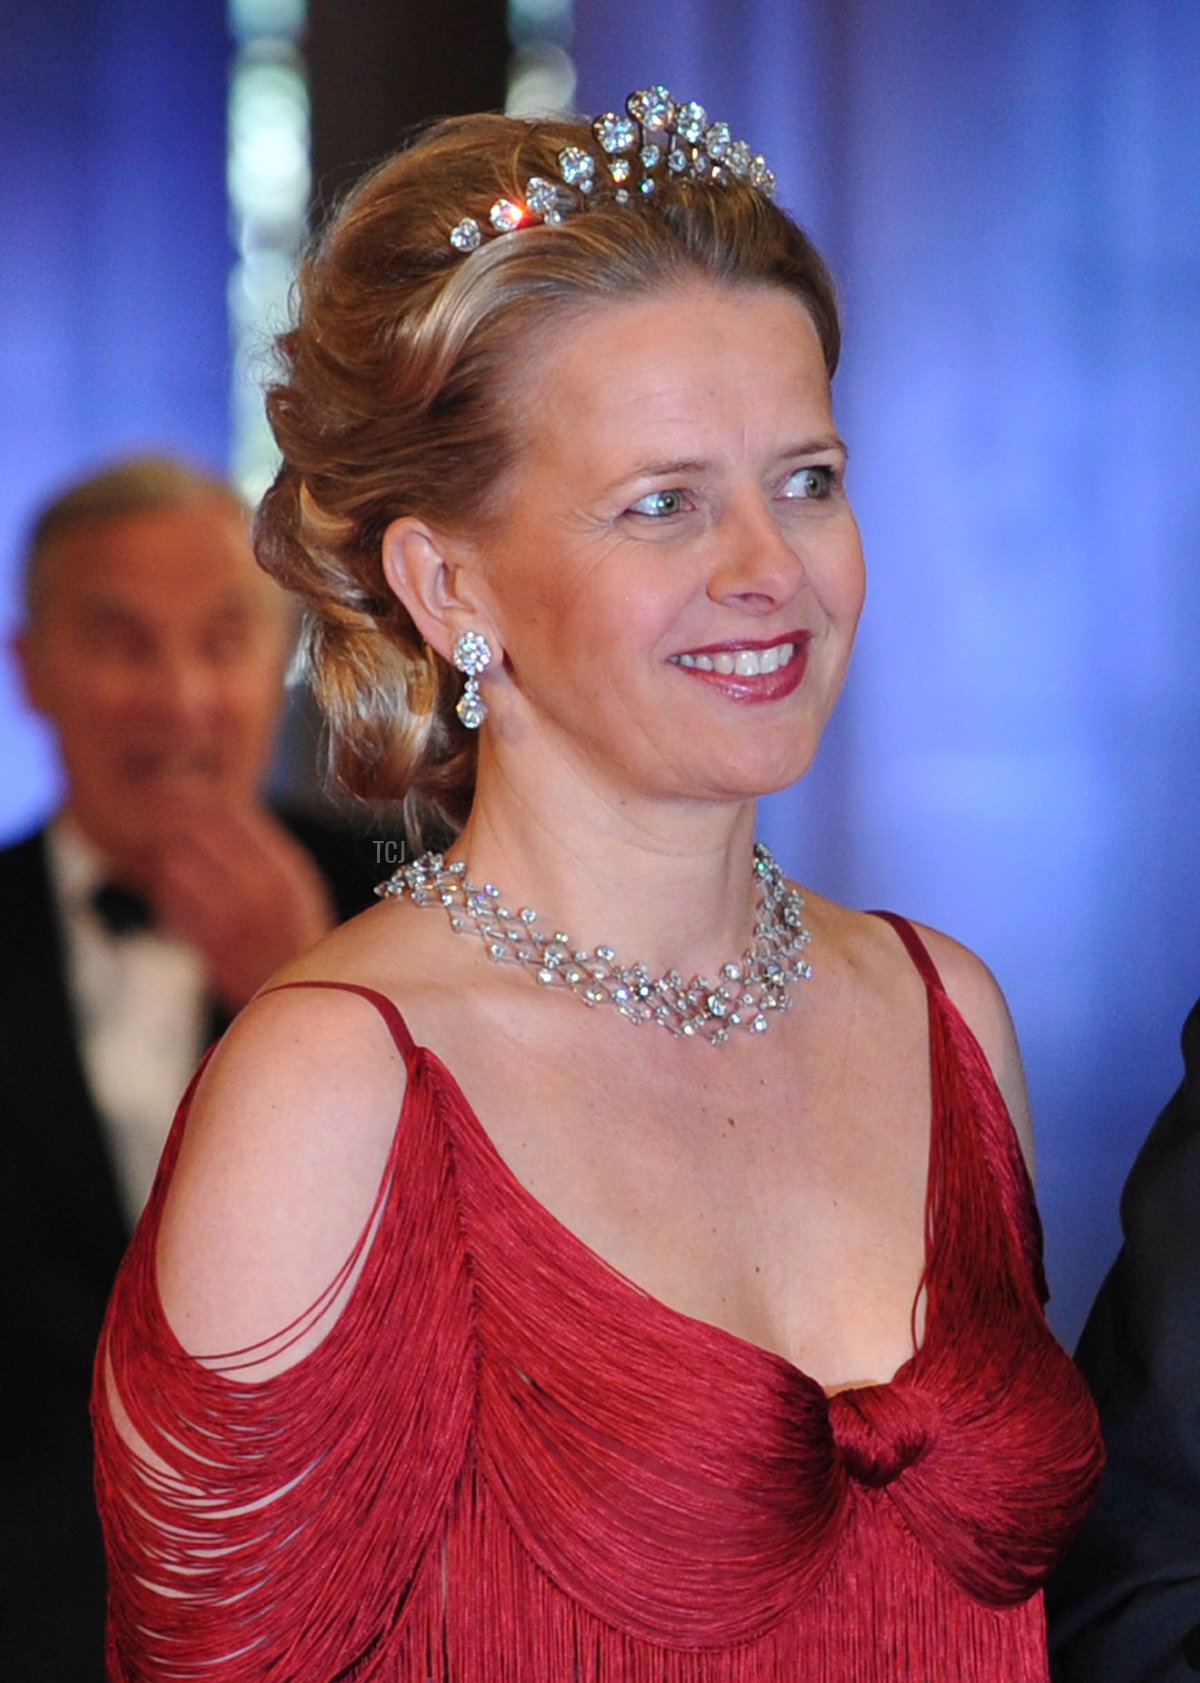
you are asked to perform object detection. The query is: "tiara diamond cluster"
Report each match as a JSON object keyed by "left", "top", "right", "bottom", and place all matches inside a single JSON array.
[
  {"left": 447, "top": 85, "right": 776, "bottom": 255},
  {"left": 377, "top": 842, "right": 811, "bottom": 1045}
]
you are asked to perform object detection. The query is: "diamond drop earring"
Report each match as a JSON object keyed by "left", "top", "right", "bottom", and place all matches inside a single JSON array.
[{"left": 452, "top": 630, "right": 493, "bottom": 729}]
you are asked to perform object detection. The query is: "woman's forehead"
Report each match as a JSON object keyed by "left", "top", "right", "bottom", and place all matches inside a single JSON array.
[{"left": 500, "top": 284, "right": 830, "bottom": 468}]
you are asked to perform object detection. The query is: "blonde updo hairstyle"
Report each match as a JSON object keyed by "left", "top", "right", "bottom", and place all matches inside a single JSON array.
[{"left": 256, "top": 111, "right": 841, "bottom": 846}]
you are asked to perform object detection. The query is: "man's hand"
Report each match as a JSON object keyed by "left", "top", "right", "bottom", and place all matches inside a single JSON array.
[{"left": 151, "top": 799, "right": 337, "bottom": 1010}]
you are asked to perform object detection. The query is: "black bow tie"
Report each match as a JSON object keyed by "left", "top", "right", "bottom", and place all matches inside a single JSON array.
[{"left": 91, "top": 881, "right": 155, "bottom": 936}]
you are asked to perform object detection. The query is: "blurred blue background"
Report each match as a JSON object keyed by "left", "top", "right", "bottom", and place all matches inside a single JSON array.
[{"left": 3, "top": 0, "right": 1197, "bottom": 1346}]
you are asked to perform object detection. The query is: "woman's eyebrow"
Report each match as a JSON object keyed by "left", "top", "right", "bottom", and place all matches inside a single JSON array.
[{"left": 603, "top": 437, "right": 849, "bottom": 492}]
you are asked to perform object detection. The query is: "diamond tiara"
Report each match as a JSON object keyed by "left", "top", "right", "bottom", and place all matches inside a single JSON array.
[{"left": 447, "top": 85, "right": 776, "bottom": 255}]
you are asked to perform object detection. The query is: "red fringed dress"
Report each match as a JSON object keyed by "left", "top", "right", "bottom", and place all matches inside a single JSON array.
[{"left": 93, "top": 915, "right": 1102, "bottom": 1682}]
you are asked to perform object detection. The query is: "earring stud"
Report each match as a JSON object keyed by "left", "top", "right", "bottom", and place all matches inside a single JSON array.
[{"left": 452, "top": 630, "right": 493, "bottom": 729}]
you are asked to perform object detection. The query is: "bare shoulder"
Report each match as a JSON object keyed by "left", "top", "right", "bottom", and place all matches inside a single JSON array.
[
  {"left": 804, "top": 895, "right": 1035, "bottom": 1175},
  {"left": 901, "top": 918, "right": 1035, "bottom": 1175},
  {"left": 158, "top": 975, "right": 408, "bottom": 1367}
]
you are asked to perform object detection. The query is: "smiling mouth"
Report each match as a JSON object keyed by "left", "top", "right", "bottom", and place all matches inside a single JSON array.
[{"left": 671, "top": 640, "right": 800, "bottom": 677}]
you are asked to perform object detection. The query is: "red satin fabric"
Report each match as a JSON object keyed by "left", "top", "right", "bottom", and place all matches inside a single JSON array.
[{"left": 93, "top": 916, "right": 1102, "bottom": 1681}]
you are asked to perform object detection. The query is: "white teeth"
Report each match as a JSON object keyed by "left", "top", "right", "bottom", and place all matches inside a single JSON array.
[{"left": 676, "top": 641, "right": 795, "bottom": 677}]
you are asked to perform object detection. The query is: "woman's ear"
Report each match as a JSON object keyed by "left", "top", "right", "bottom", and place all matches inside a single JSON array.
[{"left": 381, "top": 517, "right": 493, "bottom": 663}]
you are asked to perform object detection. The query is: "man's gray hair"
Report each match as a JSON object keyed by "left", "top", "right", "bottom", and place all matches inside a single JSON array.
[{"left": 23, "top": 454, "right": 249, "bottom": 620}]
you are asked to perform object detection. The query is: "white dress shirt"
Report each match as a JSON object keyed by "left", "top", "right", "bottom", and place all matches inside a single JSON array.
[{"left": 47, "top": 817, "right": 208, "bottom": 1227}]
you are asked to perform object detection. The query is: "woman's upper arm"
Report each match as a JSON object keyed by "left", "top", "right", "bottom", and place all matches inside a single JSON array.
[
  {"left": 156, "top": 984, "right": 407, "bottom": 1370},
  {"left": 913, "top": 924, "right": 1036, "bottom": 1178}
]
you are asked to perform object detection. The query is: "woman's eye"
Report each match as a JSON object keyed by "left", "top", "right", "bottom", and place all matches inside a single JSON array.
[
  {"left": 628, "top": 489, "right": 688, "bottom": 518},
  {"left": 783, "top": 465, "right": 836, "bottom": 500}
]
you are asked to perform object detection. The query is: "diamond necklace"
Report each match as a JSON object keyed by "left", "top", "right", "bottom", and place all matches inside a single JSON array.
[{"left": 376, "top": 842, "right": 812, "bottom": 1045}]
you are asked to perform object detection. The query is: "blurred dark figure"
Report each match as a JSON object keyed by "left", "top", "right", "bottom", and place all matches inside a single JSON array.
[
  {"left": 0, "top": 455, "right": 380, "bottom": 1681},
  {"left": 1048, "top": 996, "right": 1200, "bottom": 1681}
]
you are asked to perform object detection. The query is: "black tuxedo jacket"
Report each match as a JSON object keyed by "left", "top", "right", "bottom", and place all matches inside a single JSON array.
[
  {"left": 1048, "top": 996, "right": 1200, "bottom": 1681},
  {"left": 0, "top": 814, "right": 380, "bottom": 1681}
]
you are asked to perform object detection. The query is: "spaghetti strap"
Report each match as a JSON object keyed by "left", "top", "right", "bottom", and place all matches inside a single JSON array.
[
  {"left": 870, "top": 910, "right": 944, "bottom": 992},
  {"left": 259, "top": 979, "right": 418, "bottom": 1064}
]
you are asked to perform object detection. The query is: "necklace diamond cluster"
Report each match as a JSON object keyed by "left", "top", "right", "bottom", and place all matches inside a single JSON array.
[{"left": 377, "top": 842, "right": 812, "bottom": 1045}]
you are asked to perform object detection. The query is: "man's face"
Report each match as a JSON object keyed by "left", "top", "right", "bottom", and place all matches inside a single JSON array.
[{"left": 16, "top": 498, "right": 293, "bottom": 874}]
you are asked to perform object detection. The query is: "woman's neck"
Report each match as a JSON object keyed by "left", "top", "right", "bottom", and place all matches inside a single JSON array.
[{"left": 450, "top": 768, "right": 765, "bottom": 985}]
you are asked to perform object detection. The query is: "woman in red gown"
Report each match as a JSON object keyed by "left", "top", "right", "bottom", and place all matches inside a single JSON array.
[{"left": 94, "top": 90, "right": 1102, "bottom": 1681}]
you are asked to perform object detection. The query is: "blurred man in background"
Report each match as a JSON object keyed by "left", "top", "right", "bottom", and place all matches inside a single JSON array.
[{"left": 0, "top": 454, "right": 380, "bottom": 1680}]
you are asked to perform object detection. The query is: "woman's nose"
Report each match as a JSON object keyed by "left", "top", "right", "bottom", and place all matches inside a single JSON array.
[{"left": 705, "top": 495, "right": 808, "bottom": 614}]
